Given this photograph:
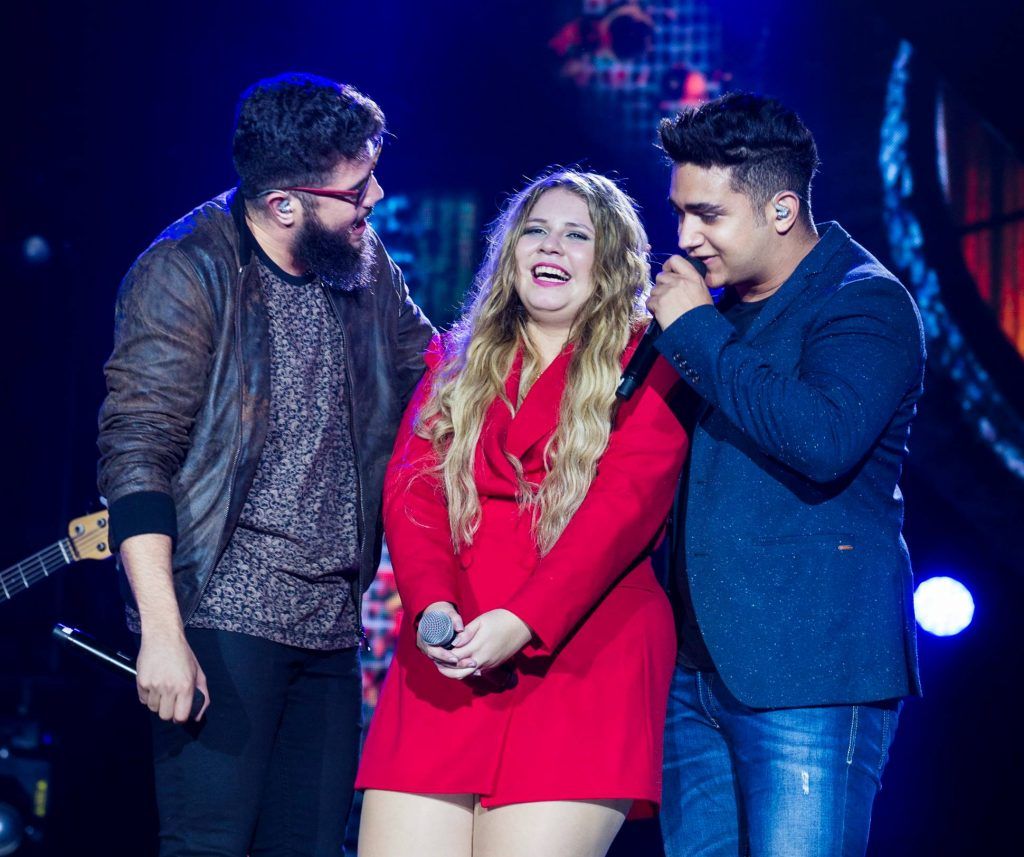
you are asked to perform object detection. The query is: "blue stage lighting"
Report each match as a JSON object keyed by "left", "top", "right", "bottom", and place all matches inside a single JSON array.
[
  {"left": 914, "top": 576, "right": 975, "bottom": 637},
  {"left": 22, "top": 235, "right": 52, "bottom": 265}
]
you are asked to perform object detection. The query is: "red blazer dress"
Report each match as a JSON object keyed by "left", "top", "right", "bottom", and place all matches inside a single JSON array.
[{"left": 356, "top": 336, "right": 689, "bottom": 812}]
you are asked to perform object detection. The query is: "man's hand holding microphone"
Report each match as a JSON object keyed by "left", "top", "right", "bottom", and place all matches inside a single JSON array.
[{"left": 646, "top": 254, "right": 712, "bottom": 330}]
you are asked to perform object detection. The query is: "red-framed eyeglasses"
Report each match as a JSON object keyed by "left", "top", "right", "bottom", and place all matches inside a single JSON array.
[{"left": 261, "top": 149, "right": 380, "bottom": 209}]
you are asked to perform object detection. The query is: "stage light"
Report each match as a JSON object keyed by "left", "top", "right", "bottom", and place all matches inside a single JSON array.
[
  {"left": 0, "top": 801, "right": 24, "bottom": 856},
  {"left": 605, "top": 4, "right": 653, "bottom": 61},
  {"left": 914, "top": 576, "right": 975, "bottom": 637},
  {"left": 21, "top": 235, "right": 51, "bottom": 265}
]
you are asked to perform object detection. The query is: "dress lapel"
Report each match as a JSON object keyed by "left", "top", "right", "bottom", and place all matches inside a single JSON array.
[{"left": 505, "top": 346, "right": 573, "bottom": 459}]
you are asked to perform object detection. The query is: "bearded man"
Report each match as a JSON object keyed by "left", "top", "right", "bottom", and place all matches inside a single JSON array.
[{"left": 97, "top": 73, "right": 433, "bottom": 857}]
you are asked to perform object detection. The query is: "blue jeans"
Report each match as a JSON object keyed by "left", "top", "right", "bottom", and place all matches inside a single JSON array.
[{"left": 661, "top": 667, "right": 899, "bottom": 857}]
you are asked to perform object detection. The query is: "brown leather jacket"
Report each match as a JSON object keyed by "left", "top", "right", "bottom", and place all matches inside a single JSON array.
[{"left": 97, "top": 190, "right": 434, "bottom": 623}]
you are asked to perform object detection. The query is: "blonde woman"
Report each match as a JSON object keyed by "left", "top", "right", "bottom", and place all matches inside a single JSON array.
[{"left": 356, "top": 170, "right": 689, "bottom": 857}]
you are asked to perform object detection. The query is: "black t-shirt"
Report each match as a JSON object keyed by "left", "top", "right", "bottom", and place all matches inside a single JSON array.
[{"left": 677, "top": 295, "right": 770, "bottom": 672}]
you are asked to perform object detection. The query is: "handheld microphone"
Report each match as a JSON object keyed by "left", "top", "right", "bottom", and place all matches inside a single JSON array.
[
  {"left": 418, "top": 610, "right": 518, "bottom": 690},
  {"left": 616, "top": 254, "right": 708, "bottom": 401},
  {"left": 53, "top": 623, "right": 206, "bottom": 721},
  {"left": 419, "top": 610, "right": 456, "bottom": 649}
]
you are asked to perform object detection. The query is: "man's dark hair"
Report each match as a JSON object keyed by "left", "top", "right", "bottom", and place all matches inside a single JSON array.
[
  {"left": 659, "top": 92, "right": 820, "bottom": 224},
  {"left": 233, "top": 73, "right": 385, "bottom": 198}
]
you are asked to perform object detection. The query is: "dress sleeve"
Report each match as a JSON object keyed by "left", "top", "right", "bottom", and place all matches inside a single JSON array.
[
  {"left": 383, "top": 337, "right": 462, "bottom": 622},
  {"left": 502, "top": 358, "right": 689, "bottom": 653}
]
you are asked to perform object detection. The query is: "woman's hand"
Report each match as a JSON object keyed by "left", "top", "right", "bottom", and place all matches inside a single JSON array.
[
  {"left": 416, "top": 601, "right": 476, "bottom": 679},
  {"left": 452, "top": 609, "right": 533, "bottom": 672}
]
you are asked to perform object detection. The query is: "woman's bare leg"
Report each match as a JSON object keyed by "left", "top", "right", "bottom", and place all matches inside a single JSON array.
[
  {"left": 472, "top": 799, "right": 631, "bottom": 857},
  {"left": 358, "top": 790, "right": 475, "bottom": 857}
]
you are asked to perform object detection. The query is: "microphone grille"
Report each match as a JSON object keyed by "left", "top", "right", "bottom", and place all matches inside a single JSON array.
[
  {"left": 685, "top": 254, "right": 708, "bottom": 278},
  {"left": 419, "top": 610, "right": 456, "bottom": 647}
]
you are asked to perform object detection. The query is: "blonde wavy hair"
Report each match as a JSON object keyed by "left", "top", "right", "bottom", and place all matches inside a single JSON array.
[{"left": 417, "top": 170, "right": 650, "bottom": 555}]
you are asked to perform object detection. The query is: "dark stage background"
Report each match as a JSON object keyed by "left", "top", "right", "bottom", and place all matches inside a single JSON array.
[{"left": 2, "top": 1, "right": 1022, "bottom": 854}]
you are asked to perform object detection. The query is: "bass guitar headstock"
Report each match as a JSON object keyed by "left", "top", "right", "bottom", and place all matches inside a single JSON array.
[{"left": 68, "top": 512, "right": 112, "bottom": 561}]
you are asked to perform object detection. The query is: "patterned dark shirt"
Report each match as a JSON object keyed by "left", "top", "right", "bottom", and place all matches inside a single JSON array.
[{"left": 188, "top": 254, "right": 362, "bottom": 650}]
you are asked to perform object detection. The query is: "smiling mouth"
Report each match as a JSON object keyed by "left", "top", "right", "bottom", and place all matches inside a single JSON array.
[{"left": 532, "top": 264, "right": 570, "bottom": 283}]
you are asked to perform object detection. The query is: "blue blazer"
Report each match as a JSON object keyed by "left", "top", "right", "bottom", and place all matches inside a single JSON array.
[{"left": 656, "top": 223, "right": 925, "bottom": 709}]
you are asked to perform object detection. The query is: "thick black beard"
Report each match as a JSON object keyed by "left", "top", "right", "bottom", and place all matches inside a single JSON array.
[{"left": 293, "top": 211, "right": 375, "bottom": 292}]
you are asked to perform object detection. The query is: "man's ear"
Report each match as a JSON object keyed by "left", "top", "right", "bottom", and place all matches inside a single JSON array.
[
  {"left": 768, "top": 190, "right": 801, "bottom": 235},
  {"left": 261, "top": 191, "right": 297, "bottom": 227}
]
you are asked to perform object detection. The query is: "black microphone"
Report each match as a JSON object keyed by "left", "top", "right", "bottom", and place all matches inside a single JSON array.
[
  {"left": 53, "top": 623, "right": 207, "bottom": 721},
  {"left": 616, "top": 254, "right": 708, "bottom": 401}
]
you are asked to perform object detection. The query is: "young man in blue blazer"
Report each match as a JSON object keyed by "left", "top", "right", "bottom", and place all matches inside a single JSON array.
[{"left": 647, "top": 93, "right": 925, "bottom": 857}]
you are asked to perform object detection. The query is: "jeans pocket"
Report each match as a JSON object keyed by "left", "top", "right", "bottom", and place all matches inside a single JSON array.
[{"left": 696, "top": 671, "right": 721, "bottom": 729}]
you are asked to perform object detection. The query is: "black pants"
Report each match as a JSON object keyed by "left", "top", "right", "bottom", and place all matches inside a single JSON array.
[{"left": 150, "top": 628, "right": 361, "bottom": 857}]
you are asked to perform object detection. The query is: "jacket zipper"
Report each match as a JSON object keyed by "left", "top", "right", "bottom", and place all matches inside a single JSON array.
[{"left": 323, "top": 283, "right": 369, "bottom": 650}]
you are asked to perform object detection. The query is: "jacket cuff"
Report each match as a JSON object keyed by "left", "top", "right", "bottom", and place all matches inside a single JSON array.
[
  {"left": 109, "top": 491, "right": 177, "bottom": 552},
  {"left": 655, "top": 305, "right": 732, "bottom": 396},
  {"left": 503, "top": 591, "right": 559, "bottom": 656},
  {"left": 400, "top": 580, "right": 462, "bottom": 627}
]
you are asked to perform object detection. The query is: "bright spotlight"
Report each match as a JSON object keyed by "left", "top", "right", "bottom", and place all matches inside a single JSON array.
[
  {"left": 22, "top": 235, "right": 52, "bottom": 265},
  {"left": 0, "top": 801, "right": 25, "bottom": 856},
  {"left": 914, "top": 576, "right": 975, "bottom": 637}
]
